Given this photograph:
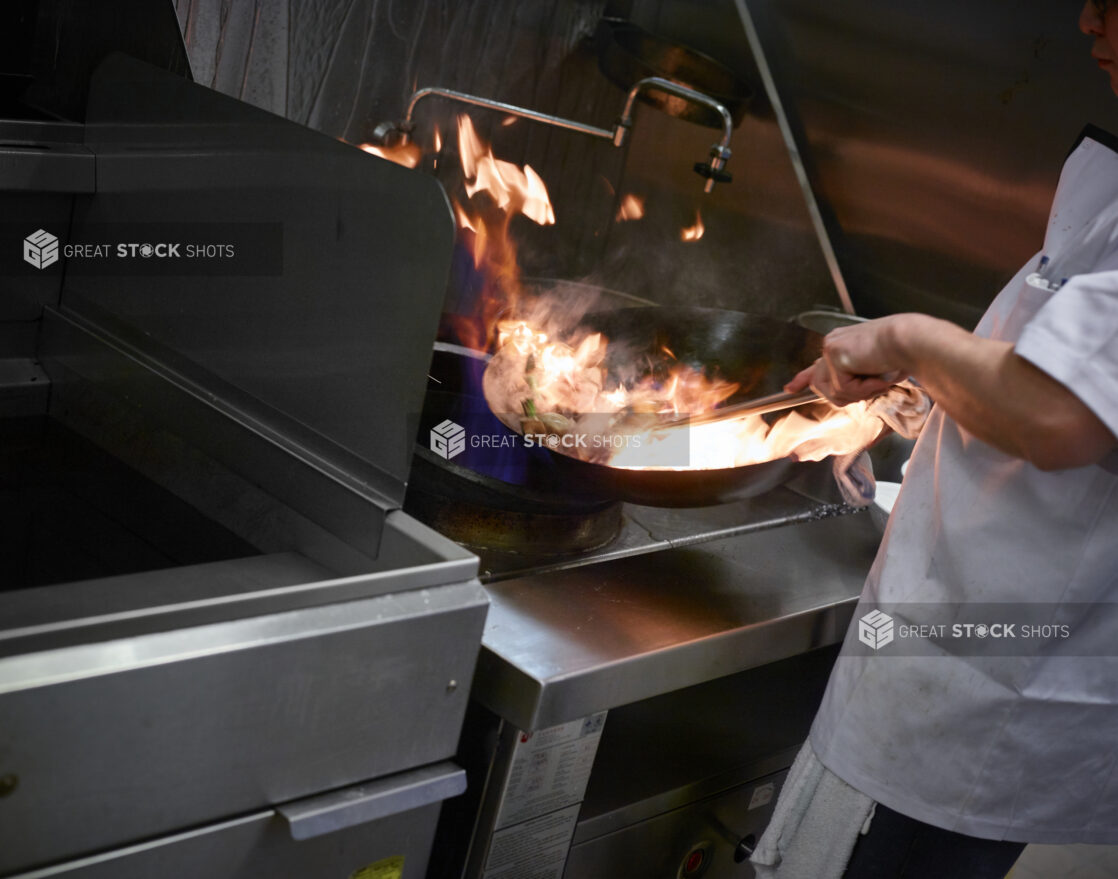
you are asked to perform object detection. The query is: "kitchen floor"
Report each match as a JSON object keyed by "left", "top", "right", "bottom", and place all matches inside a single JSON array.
[{"left": 1011, "top": 844, "right": 1118, "bottom": 878}]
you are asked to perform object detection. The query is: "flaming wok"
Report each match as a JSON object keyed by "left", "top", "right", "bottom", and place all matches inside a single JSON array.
[{"left": 481, "top": 306, "right": 838, "bottom": 507}]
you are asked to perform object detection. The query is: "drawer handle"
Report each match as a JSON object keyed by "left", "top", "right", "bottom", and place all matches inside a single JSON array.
[{"left": 278, "top": 761, "right": 466, "bottom": 840}]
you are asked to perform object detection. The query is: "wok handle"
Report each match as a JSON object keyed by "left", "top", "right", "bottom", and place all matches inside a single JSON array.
[{"left": 672, "top": 389, "right": 822, "bottom": 427}]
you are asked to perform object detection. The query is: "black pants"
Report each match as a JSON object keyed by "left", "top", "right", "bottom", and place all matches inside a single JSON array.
[{"left": 842, "top": 804, "right": 1026, "bottom": 879}]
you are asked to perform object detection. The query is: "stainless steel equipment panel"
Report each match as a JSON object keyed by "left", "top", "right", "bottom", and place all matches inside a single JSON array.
[
  {"left": 70, "top": 54, "right": 456, "bottom": 523},
  {"left": 474, "top": 510, "right": 879, "bottom": 731},
  {"left": 1, "top": 41, "right": 484, "bottom": 879},
  {"left": 8, "top": 763, "right": 465, "bottom": 879},
  {"left": 0, "top": 569, "right": 487, "bottom": 874},
  {"left": 565, "top": 768, "right": 788, "bottom": 879},
  {"left": 744, "top": 0, "right": 1116, "bottom": 324},
  {"left": 437, "top": 515, "right": 878, "bottom": 879}
]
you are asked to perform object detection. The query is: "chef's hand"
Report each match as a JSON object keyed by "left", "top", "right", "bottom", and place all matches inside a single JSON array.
[{"left": 785, "top": 317, "right": 904, "bottom": 406}]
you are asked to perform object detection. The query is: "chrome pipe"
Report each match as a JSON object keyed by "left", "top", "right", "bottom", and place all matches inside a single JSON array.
[
  {"left": 387, "top": 79, "right": 735, "bottom": 192},
  {"left": 402, "top": 87, "right": 616, "bottom": 144},
  {"left": 619, "top": 76, "right": 733, "bottom": 150},
  {"left": 618, "top": 77, "right": 734, "bottom": 192}
]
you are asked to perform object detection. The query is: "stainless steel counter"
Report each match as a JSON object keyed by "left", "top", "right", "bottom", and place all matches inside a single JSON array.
[
  {"left": 473, "top": 508, "right": 881, "bottom": 731},
  {"left": 473, "top": 471, "right": 851, "bottom": 583}
]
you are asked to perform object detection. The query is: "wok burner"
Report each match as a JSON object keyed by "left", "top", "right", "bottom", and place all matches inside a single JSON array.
[
  {"left": 403, "top": 333, "right": 862, "bottom": 583},
  {"left": 405, "top": 450, "right": 623, "bottom": 563},
  {"left": 404, "top": 344, "right": 625, "bottom": 568}
]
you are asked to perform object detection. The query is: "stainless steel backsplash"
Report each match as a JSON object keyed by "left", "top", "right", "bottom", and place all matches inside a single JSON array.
[{"left": 175, "top": 0, "right": 1118, "bottom": 326}]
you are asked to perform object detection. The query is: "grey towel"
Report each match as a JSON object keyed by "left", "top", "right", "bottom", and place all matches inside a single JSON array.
[
  {"left": 831, "top": 381, "right": 931, "bottom": 507},
  {"left": 867, "top": 381, "right": 931, "bottom": 440},
  {"left": 832, "top": 449, "right": 876, "bottom": 508},
  {"left": 750, "top": 742, "right": 876, "bottom": 879}
]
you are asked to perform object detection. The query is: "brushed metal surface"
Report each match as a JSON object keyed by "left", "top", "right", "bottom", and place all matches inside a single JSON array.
[
  {"left": 564, "top": 768, "right": 789, "bottom": 879},
  {"left": 0, "top": 553, "right": 330, "bottom": 656},
  {"left": 23, "top": 0, "right": 190, "bottom": 121},
  {"left": 7, "top": 799, "right": 443, "bottom": 879},
  {"left": 0, "top": 191, "right": 72, "bottom": 324},
  {"left": 0, "top": 579, "right": 488, "bottom": 874},
  {"left": 0, "top": 358, "right": 49, "bottom": 418},
  {"left": 475, "top": 479, "right": 851, "bottom": 582},
  {"left": 183, "top": 0, "right": 1118, "bottom": 324},
  {"left": 474, "top": 510, "right": 878, "bottom": 731},
  {"left": 745, "top": 0, "right": 1118, "bottom": 324},
  {"left": 279, "top": 761, "right": 467, "bottom": 841},
  {"left": 72, "top": 55, "right": 456, "bottom": 513},
  {"left": 40, "top": 307, "right": 392, "bottom": 572},
  {"left": 0, "top": 141, "right": 93, "bottom": 193},
  {"left": 735, "top": 0, "right": 854, "bottom": 314},
  {"left": 574, "top": 646, "right": 840, "bottom": 841},
  {"left": 574, "top": 747, "right": 799, "bottom": 847},
  {"left": 177, "top": 0, "right": 843, "bottom": 318}
]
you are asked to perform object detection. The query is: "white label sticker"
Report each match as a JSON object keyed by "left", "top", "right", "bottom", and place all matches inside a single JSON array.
[
  {"left": 482, "top": 803, "right": 581, "bottom": 879},
  {"left": 493, "top": 712, "right": 607, "bottom": 829},
  {"left": 748, "top": 782, "right": 775, "bottom": 811}
]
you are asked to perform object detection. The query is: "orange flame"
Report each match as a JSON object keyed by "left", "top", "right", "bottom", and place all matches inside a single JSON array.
[
  {"left": 453, "top": 202, "right": 477, "bottom": 234},
  {"left": 609, "top": 403, "right": 883, "bottom": 470},
  {"left": 484, "top": 316, "right": 886, "bottom": 471},
  {"left": 616, "top": 194, "right": 645, "bottom": 222},
  {"left": 458, "top": 116, "right": 555, "bottom": 226},
  {"left": 439, "top": 115, "right": 560, "bottom": 350},
  {"left": 360, "top": 118, "right": 885, "bottom": 472},
  {"left": 681, "top": 210, "right": 705, "bottom": 242},
  {"left": 464, "top": 143, "right": 876, "bottom": 470},
  {"left": 358, "top": 142, "right": 422, "bottom": 169}
]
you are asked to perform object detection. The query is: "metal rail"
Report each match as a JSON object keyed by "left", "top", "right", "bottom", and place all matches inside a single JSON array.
[{"left": 732, "top": 0, "right": 856, "bottom": 314}]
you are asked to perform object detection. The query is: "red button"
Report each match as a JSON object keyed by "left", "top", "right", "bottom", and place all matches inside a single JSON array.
[{"left": 684, "top": 849, "right": 704, "bottom": 874}]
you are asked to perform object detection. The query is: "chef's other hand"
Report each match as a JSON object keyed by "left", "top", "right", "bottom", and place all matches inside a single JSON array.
[{"left": 785, "top": 317, "right": 904, "bottom": 406}]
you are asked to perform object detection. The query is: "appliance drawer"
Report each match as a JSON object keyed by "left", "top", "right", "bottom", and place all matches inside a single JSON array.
[
  {"left": 9, "top": 762, "right": 466, "bottom": 879},
  {"left": 0, "top": 580, "right": 487, "bottom": 874}
]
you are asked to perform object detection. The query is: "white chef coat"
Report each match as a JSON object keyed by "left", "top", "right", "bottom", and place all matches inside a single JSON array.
[{"left": 809, "top": 130, "right": 1118, "bottom": 844}]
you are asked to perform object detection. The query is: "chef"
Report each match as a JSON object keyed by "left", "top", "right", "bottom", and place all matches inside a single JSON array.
[{"left": 751, "top": 2, "right": 1118, "bottom": 877}]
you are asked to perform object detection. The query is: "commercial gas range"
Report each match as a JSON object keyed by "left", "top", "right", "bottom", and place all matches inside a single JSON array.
[
  {"left": 410, "top": 448, "right": 883, "bottom": 878},
  {"left": 393, "top": 267, "right": 882, "bottom": 879},
  {"left": 382, "top": 19, "right": 888, "bottom": 870},
  {"left": 0, "top": 11, "right": 885, "bottom": 879}
]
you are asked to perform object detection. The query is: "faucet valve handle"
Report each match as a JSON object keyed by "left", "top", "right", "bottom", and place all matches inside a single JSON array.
[
  {"left": 371, "top": 119, "right": 415, "bottom": 147},
  {"left": 695, "top": 143, "right": 732, "bottom": 190},
  {"left": 693, "top": 161, "right": 733, "bottom": 184}
]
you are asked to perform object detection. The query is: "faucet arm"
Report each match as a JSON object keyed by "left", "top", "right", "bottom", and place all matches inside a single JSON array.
[
  {"left": 377, "top": 79, "right": 735, "bottom": 192},
  {"left": 618, "top": 77, "right": 735, "bottom": 192},
  {"left": 402, "top": 87, "right": 616, "bottom": 145},
  {"left": 618, "top": 77, "right": 733, "bottom": 150}
]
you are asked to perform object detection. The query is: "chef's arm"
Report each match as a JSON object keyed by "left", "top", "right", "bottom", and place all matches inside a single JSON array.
[{"left": 785, "top": 313, "right": 1118, "bottom": 470}]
